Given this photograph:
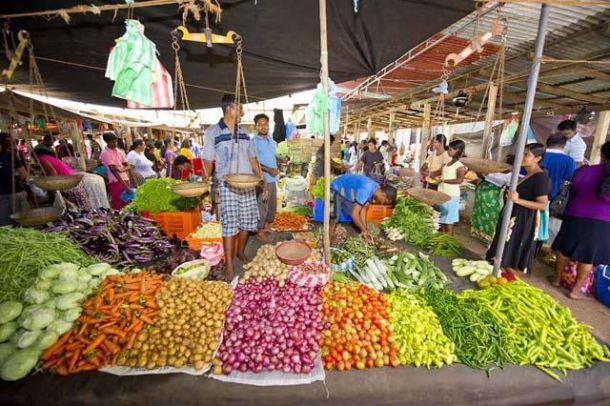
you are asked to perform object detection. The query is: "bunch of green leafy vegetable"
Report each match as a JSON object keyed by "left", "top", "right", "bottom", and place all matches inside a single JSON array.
[
  {"left": 311, "top": 176, "right": 335, "bottom": 199},
  {"left": 282, "top": 204, "right": 313, "bottom": 217},
  {"left": 126, "top": 178, "right": 201, "bottom": 213},
  {"left": 342, "top": 236, "right": 377, "bottom": 270},
  {"left": 382, "top": 197, "right": 461, "bottom": 256}
]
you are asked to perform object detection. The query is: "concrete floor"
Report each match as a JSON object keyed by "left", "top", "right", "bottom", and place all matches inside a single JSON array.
[{"left": 451, "top": 223, "right": 610, "bottom": 343}]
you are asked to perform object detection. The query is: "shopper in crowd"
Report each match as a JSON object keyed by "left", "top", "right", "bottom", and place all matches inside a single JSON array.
[
  {"left": 116, "top": 138, "right": 127, "bottom": 154},
  {"left": 542, "top": 134, "right": 576, "bottom": 245},
  {"left": 202, "top": 94, "right": 263, "bottom": 280},
  {"left": 170, "top": 155, "right": 192, "bottom": 180},
  {"left": 486, "top": 143, "right": 551, "bottom": 275},
  {"left": 144, "top": 141, "right": 164, "bottom": 176},
  {"left": 190, "top": 138, "right": 202, "bottom": 158},
  {"left": 180, "top": 139, "right": 194, "bottom": 160},
  {"left": 153, "top": 140, "right": 164, "bottom": 163},
  {"left": 55, "top": 139, "right": 75, "bottom": 159},
  {"left": 470, "top": 155, "right": 515, "bottom": 244},
  {"left": 551, "top": 141, "right": 610, "bottom": 300},
  {"left": 163, "top": 139, "right": 179, "bottom": 177},
  {"left": 127, "top": 139, "right": 157, "bottom": 183},
  {"left": 358, "top": 138, "right": 385, "bottom": 183},
  {"left": 33, "top": 147, "right": 92, "bottom": 211},
  {"left": 0, "top": 133, "right": 29, "bottom": 225},
  {"left": 557, "top": 120, "right": 586, "bottom": 166},
  {"left": 17, "top": 139, "right": 29, "bottom": 162},
  {"left": 100, "top": 132, "right": 134, "bottom": 210},
  {"left": 329, "top": 173, "right": 397, "bottom": 243},
  {"left": 347, "top": 141, "right": 359, "bottom": 172},
  {"left": 435, "top": 139, "right": 467, "bottom": 234},
  {"left": 421, "top": 134, "right": 450, "bottom": 190},
  {"left": 253, "top": 113, "right": 278, "bottom": 242},
  {"left": 86, "top": 133, "right": 102, "bottom": 161},
  {"left": 36, "top": 134, "right": 57, "bottom": 158}
]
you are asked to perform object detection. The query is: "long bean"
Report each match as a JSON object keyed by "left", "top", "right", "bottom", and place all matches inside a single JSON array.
[{"left": 0, "top": 227, "right": 95, "bottom": 302}]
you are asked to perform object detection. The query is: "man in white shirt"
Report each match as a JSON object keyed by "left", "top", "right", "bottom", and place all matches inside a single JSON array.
[{"left": 557, "top": 120, "right": 586, "bottom": 166}]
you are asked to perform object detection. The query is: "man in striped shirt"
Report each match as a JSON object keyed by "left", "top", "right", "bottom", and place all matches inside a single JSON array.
[{"left": 558, "top": 120, "right": 587, "bottom": 166}]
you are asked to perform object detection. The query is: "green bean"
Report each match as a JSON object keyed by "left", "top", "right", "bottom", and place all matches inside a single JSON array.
[{"left": 0, "top": 227, "right": 96, "bottom": 302}]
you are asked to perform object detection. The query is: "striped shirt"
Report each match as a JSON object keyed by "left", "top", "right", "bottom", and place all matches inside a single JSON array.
[
  {"left": 202, "top": 119, "right": 257, "bottom": 180},
  {"left": 564, "top": 134, "right": 586, "bottom": 163}
]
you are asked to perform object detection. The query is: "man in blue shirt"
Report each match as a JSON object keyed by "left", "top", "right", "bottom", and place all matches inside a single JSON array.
[
  {"left": 202, "top": 95, "right": 263, "bottom": 280},
  {"left": 329, "top": 174, "right": 397, "bottom": 242},
  {"left": 543, "top": 133, "right": 576, "bottom": 246},
  {"left": 253, "top": 113, "right": 279, "bottom": 242}
]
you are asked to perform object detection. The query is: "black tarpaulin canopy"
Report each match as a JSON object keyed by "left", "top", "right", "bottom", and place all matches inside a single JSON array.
[{"left": 1, "top": 0, "right": 473, "bottom": 109}]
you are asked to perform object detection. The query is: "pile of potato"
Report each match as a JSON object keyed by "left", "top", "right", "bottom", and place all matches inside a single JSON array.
[
  {"left": 116, "top": 278, "right": 232, "bottom": 370},
  {"left": 242, "top": 244, "right": 323, "bottom": 286}
]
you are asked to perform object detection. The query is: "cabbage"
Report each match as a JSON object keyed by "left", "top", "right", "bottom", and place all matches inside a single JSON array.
[
  {"left": 51, "top": 280, "right": 78, "bottom": 295},
  {"left": 0, "top": 348, "right": 41, "bottom": 381},
  {"left": 58, "top": 266, "right": 79, "bottom": 282},
  {"left": 46, "top": 320, "right": 72, "bottom": 336},
  {"left": 9, "top": 329, "right": 23, "bottom": 345},
  {"left": 0, "top": 301, "right": 23, "bottom": 324},
  {"left": 34, "top": 330, "right": 59, "bottom": 351},
  {"left": 17, "top": 330, "right": 41, "bottom": 349},
  {"left": 35, "top": 279, "right": 53, "bottom": 291},
  {"left": 54, "top": 292, "right": 85, "bottom": 311},
  {"left": 86, "top": 263, "right": 111, "bottom": 276},
  {"left": 78, "top": 273, "right": 92, "bottom": 283},
  {"left": 42, "top": 299, "right": 56, "bottom": 310},
  {"left": 77, "top": 281, "right": 88, "bottom": 292},
  {"left": 24, "top": 287, "right": 50, "bottom": 305},
  {"left": 104, "top": 268, "right": 121, "bottom": 277},
  {"left": 0, "top": 342, "right": 17, "bottom": 365},
  {"left": 40, "top": 266, "right": 61, "bottom": 281},
  {"left": 0, "top": 322, "right": 18, "bottom": 343},
  {"left": 62, "top": 308, "right": 81, "bottom": 323},
  {"left": 22, "top": 308, "right": 56, "bottom": 331}
]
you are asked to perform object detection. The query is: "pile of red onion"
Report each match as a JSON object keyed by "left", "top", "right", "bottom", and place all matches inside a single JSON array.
[{"left": 216, "top": 278, "right": 324, "bottom": 374}]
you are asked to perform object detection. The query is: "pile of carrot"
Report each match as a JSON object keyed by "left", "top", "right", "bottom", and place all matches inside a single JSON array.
[
  {"left": 271, "top": 212, "right": 307, "bottom": 231},
  {"left": 41, "top": 272, "right": 164, "bottom": 375}
]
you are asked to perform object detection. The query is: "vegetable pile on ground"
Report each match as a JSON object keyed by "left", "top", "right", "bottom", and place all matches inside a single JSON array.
[
  {"left": 215, "top": 279, "right": 323, "bottom": 374},
  {"left": 271, "top": 212, "right": 307, "bottom": 231},
  {"left": 452, "top": 258, "right": 494, "bottom": 282},
  {"left": 0, "top": 227, "right": 95, "bottom": 302},
  {"left": 382, "top": 197, "right": 461, "bottom": 256},
  {"left": 41, "top": 272, "right": 163, "bottom": 375},
  {"left": 461, "top": 281, "right": 610, "bottom": 381},
  {"left": 125, "top": 178, "right": 201, "bottom": 213},
  {"left": 190, "top": 222, "right": 222, "bottom": 239},
  {"left": 311, "top": 176, "right": 335, "bottom": 199},
  {"left": 118, "top": 278, "right": 232, "bottom": 371},
  {"left": 242, "top": 245, "right": 290, "bottom": 286},
  {"left": 387, "top": 289, "right": 456, "bottom": 368},
  {"left": 421, "top": 288, "right": 513, "bottom": 370},
  {"left": 0, "top": 262, "right": 116, "bottom": 380},
  {"left": 342, "top": 236, "right": 377, "bottom": 271},
  {"left": 282, "top": 204, "right": 313, "bottom": 218},
  {"left": 320, "top": 281, "right": 399, "bottom": 370},
  {"left": 383, "top": 252, "right": 448, "bottom": 291},
  {"left": 44, "top": 210, "right": 197, "bottom": 273}
]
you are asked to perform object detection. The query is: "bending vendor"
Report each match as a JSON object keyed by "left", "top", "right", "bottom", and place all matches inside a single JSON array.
[{"left": 329, "top": 174, "right": 397, "bottom": 242}]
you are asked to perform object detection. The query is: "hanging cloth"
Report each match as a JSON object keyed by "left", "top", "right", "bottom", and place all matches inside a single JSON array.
[
  {"left": 306, "top": 78, "right": 341, "bottom": 136},
  {"left": 126, "top": 58, "right": 174, "bottom": 109},
  {"left": 105, "top": 19, "right": 157, "bottom": 106},
  {"left": 272, "top": 108, "right": 286, "bottom": 143},
  {"left": 328, "top": 79, "right": 341, "bottom": 135}
]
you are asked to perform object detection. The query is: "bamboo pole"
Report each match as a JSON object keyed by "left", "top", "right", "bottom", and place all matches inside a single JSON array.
[
  {"left": 492, "top": 4, "right": 550, "bottom": 278},
  {"left": 319, "top": 0, "right": 331, "bottom": 267},
  {"left": 481, "top": 82, "right": 498, "bottom": 159}
]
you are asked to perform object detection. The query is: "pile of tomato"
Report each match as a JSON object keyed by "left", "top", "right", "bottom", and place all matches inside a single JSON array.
[{"left": 319, "top": 281, "right": 399, "bottom": 371}]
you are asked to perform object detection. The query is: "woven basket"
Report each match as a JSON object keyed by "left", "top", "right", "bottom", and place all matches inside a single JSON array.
[
  {"left": 275, "top": 240, "right": 312, "bottom": 266},
  {"left": 460, "top": 157, "right": 511, "bottom": 174},
  {"left": 33, "top": 174, "right": 84, "bottom": 191},
  {"left": 224, "top": 173, "right": 262, "bottom": 189},
  {"left": 407, "top": 188, "right": 451, "bottom": 206},
  {"left": 171, "top": 182, "right": 209, "bottom": 198},
  {"left": 11, "top": 206, "right": 63, "bottom": 227}
]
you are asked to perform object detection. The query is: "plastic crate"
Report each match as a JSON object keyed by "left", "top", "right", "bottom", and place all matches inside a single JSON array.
[
  {"left": 145, "top": 208, "right": 201, "bottom": 240},
  {"left": 366, "top": 204, "right": 394, "bottom": 224}
]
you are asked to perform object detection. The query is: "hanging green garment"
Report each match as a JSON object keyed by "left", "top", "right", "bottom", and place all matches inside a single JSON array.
[
  {"left": 306, "top": 85, "right": 328, "bottom": 136},
  {"left": 105, "top": 20, "right": 156, "bottom": 106}
]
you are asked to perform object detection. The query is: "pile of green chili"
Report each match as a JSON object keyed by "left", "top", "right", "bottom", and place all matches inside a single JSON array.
[{"left": 0, "top": 227, "right": 95, "bottom": 302}]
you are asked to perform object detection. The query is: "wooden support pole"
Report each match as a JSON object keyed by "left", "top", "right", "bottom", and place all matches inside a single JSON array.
[
  {"left": 367, "top": 117, "right": 374, "bottom": 140},
  {"left": 590, "top": 110, "right": 610, "bottom": 164},
  {"left": 416, "top": 104, "right": 431, "bottom": 186},
  {"left": 481, "top": 82, "right": 499, "bottom": 159},
  {"left": 69, "top": 121, "right": 86, "bottom": 171},
  {"left": 319, "top": 0, "right": 331, "bottom": 268},
  {"left": 388, "top": 112, "right": 396, "bottom": 144}
]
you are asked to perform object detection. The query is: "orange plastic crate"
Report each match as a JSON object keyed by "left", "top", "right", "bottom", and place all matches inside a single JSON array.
[
  {"left": 146, "top": 209, "right": 201, "bottom": 240},
  {"left": 366, "top": 204, "right": 394, "bottom": 224}
]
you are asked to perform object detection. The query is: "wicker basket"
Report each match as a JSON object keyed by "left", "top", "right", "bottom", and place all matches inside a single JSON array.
[
  {"left": 224, "top": 173, "right": 262, "bottom": 189},
  {"left": 406, "top": 188, "right": 451, "bottom": 206},
  {"left": 11, "top": 206, "right": 63, "bottom": 227},
  {"left": 460, "top": 157, "right": 511, "bottom": 174},
  {"left": 275, "top": 240, "right": 312, "bottom": 266},
  {"left": 171, "top": 182, "right": 209, "bottom": 198},
  {"left": 33, "top": 174, "right": 84, "bottom": 191}
]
